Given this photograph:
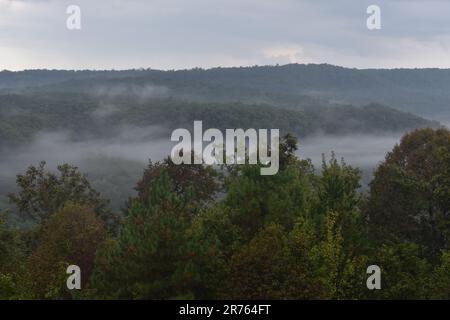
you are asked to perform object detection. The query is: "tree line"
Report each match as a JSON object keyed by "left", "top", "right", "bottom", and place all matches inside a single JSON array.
[{"left": 1, "top": 127, "right": 450, "bottom": 299}]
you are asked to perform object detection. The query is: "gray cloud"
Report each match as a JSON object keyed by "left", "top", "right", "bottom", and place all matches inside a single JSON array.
[{"left": 1, "top": 0, "right": 450, "bottom": 70}]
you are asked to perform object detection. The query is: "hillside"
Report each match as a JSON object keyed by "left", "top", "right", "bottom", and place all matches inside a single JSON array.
[
  {"left": 1, "top": 64, "right": 450, "bottom": 118},
  {"left": 0, "top": 92, "right": 438, "bottom": 149}
]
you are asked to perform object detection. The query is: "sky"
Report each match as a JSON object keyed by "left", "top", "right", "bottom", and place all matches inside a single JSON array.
[{"left": 1, "top": 0, "right": 450, "bottom": 70}]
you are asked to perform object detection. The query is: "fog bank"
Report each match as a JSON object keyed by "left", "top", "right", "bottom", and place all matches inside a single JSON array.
[{"left": 1, "top": 131, "right": 403, "bottom": 210}]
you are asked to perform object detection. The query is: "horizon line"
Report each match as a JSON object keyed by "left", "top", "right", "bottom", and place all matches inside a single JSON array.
[{"left": 2, "top": 63, "right": 450, "bottom": 73}]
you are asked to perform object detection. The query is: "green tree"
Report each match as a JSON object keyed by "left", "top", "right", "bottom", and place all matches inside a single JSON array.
[
  {"left": 429, "top": 251, "right": 450, "bottom": 299},
  {"left": 223, "top": 135, "right": 315, "bottom": 239},
  {"left": 368, "top": 243, "right": 432, "bottom": 299},
  {"left": 310, "top": 211, "right": 368, "bottom": 299},
  {"left": 314, "top": 155, "right": 369, "bottom": 267},
  {"left": 20, "top": 203, "right": 106, "bottom": 299},
  {"left": 90, "top": 170, "right": 196, "bottom": 299},
  {"left": 0, "top": 213, "right": 24, "bottom": 299},
  {"left": 366, "top": 128, "right": 450, "bottom": 256},
  {"left": 135, "top": 157, "right": 220, "bottom": 211},
  {"left": 226, "top": 221, "right": 327, "bottom": 299},
  {"left": 8, "top": 161, "right": 118, "bottom": 232}
]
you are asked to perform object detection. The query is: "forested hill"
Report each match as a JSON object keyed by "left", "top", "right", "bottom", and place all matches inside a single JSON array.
[
  {"left": 1, "top": 64, "right": 450, "bottom": 118},
  {"left": 0, "top": 92, "right": 439, "bottom": 149}
]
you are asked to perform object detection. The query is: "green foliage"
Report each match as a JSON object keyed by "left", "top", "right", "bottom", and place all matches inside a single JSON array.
[
  {"left": 135, "top": 157, "right": 220, "bottom": 211},
  {"left": 0, "top": 274, "right": 17, "bottom": 300},
  {"left": 8, "top": 161, "right": 118, "bottom": 233},
  {"left": 367, "top": 128, "right": 450, "bottom": 256},
  {"left": 0, "top": 91, "right": 437, "bottom": 151},
  {"left": 3, "top": 128, "right": 450, "bottom": 300},
  {"left": 429, "top": 251, "right": 450, "bottom": 299},
  {"left": 368, "top": 243, "right": 432, "bottom": 299},
  {"left": 18, "top": 203, "right": 106, "bottom": 299},
  {"left": 0, "top": 214, "right": 25, "bottom": 299},
  {"left": 90, "top": 170, "right": 200, "bottom": 299}
]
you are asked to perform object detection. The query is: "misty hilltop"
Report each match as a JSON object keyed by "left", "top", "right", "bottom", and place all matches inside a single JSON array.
[
  {"left": 1, "top": 64, "right": 450, "bottom": 119},
  {"left": 0, "top": 64, "right": 445, "bottom": 150},
  {"left": 0, "top": 64, "right": 445, "bottom": 211}
]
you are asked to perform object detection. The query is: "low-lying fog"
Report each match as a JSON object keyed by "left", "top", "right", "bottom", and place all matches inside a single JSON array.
[
  {"left": 298, "top": 134, "right": 401, "bottom": 188},
  {"left": 0, "top": 130, "right": 403, "bottom": 211},
  {"left": 300, "top": 134, "right": 400, "bottom": 166}
]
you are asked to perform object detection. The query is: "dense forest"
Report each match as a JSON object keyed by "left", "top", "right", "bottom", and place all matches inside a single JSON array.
[
  {"left": 0, "top": 128, "right": 450, "bottom": 299},
  {"left": 2, "top": 64, "right": 450, "bottom": 118},
  {"left": 0, "top": 92, "right": 438, "bottom": 148},
  {"left": 0, "top": 64, "right": 449, "bottom": 299},
  {"left": 0, "top": 65, "right": 442, "bottom": 213}
]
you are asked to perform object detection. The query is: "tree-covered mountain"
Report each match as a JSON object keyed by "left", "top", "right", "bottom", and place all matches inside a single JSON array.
[
  {"left": 0, "top": 91, "right": 439, "bottom": 149},
  {"left": 1, "top": 65, "right": 449, "bottom": 300},
  {"left": 0, "top": 64, "right": 445, "bottom": 215},
  {"left": 2, "top": 64, "right": 450, "bottom": 118}
]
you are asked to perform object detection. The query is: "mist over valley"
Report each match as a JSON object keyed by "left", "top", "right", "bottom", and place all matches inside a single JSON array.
[{"left": 0, "top": 64, "right": 446, "bottom": 214}]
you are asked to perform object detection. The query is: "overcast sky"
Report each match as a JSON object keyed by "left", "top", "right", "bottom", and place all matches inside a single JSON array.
[{"left": 1, "top": 0, "right": 450, "bottom": 70}]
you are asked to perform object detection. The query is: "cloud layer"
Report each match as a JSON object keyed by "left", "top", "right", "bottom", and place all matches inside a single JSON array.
[{"left": 1, "top": 0, "right": 450, "bottom": 70}]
